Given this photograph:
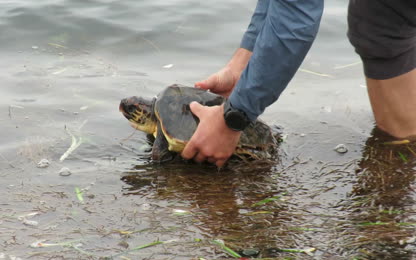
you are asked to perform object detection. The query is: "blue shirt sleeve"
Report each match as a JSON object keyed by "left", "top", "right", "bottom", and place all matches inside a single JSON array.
[
  {"left": 230, "top": 0, "right": 324, "bottom": 121},
  {"left": 240, "top": 0, "right": 270, "bottom": 52}
]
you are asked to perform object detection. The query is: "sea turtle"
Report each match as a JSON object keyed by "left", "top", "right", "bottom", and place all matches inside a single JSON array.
[{"left": 119, "top": 84, "right": 277, "bottom": 162}]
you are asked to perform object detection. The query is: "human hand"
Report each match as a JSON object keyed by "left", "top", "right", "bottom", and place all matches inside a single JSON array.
[
  {"left": 181, "top": 102, "right": 241, "bottom": 167},
  {"left": 195, "top": 48, "right": 252, "bottom": 97},
  {"left": 195, "top": 67, "right": 238, "bottom": 97}
]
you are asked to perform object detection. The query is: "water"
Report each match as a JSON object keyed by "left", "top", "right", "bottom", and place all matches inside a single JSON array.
[{"left": 1, "top": 0, "right": 415, "bottom": 259}]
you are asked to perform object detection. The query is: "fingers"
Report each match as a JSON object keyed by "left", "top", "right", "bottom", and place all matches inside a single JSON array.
[
  {"left": 195, "top": 73, "right": 218, "bottom": 90},
  {"left": 207, "top": 157, "right": 216, "bottom": 164},
  {"left": 182, "top": 144, "right": 228, "bottom": 166},
  {"left": 194, "top": 153, "right": 206, "bottom": 163},
  {"left": 189, "top": 101, "right": 204, "bottom": 118},
  {"left": 216, "top": 159, "right": 227, "bottom": 168},
  {"left": 181, "top": 141, "right": 198, "bottom": 160},
  {"left": 195, "top": 81, "right": 208, "bottom": 89}
]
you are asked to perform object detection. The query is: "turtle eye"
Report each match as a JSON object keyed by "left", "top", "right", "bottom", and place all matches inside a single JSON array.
[{"left": 126, "top": 105, "right": 137, "bottom": 114}]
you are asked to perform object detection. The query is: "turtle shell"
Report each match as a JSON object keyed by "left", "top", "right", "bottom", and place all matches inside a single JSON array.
[{"left": 154, "top": 84, "right": 276, "bottom": 157}]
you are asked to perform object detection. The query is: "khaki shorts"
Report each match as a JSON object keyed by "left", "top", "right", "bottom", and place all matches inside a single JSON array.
[{"left": 347, "top": 0, "right": 416, "bottom": 80}]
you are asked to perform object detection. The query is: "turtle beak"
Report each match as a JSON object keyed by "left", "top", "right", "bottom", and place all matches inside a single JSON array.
[{"left": 119, "top": 99, "right": 132, "bottom": 120}]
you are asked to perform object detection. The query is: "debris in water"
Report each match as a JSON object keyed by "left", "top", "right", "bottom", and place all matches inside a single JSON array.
[
  {"left": 322, "top": 106, "right": 332, "bottom": 113},
  {"left": 21, "top": 219, "right": 39, "bottom": 226},
  {"left": 30, "top": 239, "right": 82, "bottom": 248},
  {"left": 383, "top": 139, "right": 410, "bottom": 145},
  {"left": 37, "top": 159, "right": 50, "bottom": 168},
  {"left": 172, "top": 209, "right": 191, "bottom": 216},
  {"left": 60, "top": 126, "right": 85, "bottom": 162},
  {"left": 400, "top": 236, "right": 416, "bottom": 245},
  {"left": 212, "top": 239, "right": 241, "bottom": 258},
  {"left": 398, "top": 152, "right": 408, "bottom": 162},
  {"left": 299, "top": 68, "right": 332, "bottom": 78},
  {"left": 18, "top": 212, "right": 40, "bottom": 226},
  {"left": 0, "top": 253, "right": 22, "bottom": 260},
  {"left": 241, "top": 248, "right": 260, "bottom": 257},
  {"left": 75, "top": 187, "right": 84, "bottom": 202},
  {"left": 334, "top": 61, "right": 361, "bottom": 70},
  {"left": 59, "top": 167, "right": 72, "bottom": 176},
  {"left": 251, "top": 193, "right": 287, "bottom": 207},
  {"left": 139, "top": 203, "right": 151, "bottom": 211},
  {"left": 108, "top": 240, "right": 168, "bottom": 259},
  {"left": 334, "top": 144, "right": 348, "bottom": 153},
  {"left": 163, "top": 64, "right": 174, "bottom": 69},
  {"left": 52, "top": 68, "right": 67, "bottom": 75},
  {"left": 276, "top": 247, "right": 316, "bottom": 256}
]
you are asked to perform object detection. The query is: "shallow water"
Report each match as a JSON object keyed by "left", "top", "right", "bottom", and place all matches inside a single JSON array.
[{"left": 1, "top": 0, "right": 415, "bottom": 259}]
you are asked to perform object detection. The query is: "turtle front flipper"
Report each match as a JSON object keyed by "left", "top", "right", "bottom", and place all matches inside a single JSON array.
[{"left": 152, "top": 122, "right": 175, "bottom": 163}]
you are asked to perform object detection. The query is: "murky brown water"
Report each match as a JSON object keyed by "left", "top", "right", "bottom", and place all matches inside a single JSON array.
[{"left": 1, "top": 0, "right": 415, "bottom": 259}]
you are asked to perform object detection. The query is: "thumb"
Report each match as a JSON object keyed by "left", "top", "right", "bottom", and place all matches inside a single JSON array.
[
  {"left": 195, "top": 73, "right": 218, "bottom": 90},
  {"left": 189, "top": 101, "right": 204, "bottom": 118}
]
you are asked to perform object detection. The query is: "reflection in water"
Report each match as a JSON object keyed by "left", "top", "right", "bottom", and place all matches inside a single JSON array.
[
  {"left": 120, "top": 158, "right": 308, "bottom": 258},
  {"left": 346, "top": 128, "right": 416, "bottom": 259},
  {"left": 120, "top": 128, "right": 416, "bottom": 259}
]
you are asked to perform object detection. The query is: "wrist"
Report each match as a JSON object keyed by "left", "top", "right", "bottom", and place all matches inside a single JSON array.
[
  {"left": 225, "top": 48, "right": 252, "bottom": 82},
  {"left": 223, "top": 99, "right": 251, "bottom": 131}
]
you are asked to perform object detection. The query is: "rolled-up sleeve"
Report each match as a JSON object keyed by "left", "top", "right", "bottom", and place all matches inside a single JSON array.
[
  {"left": 230, "top": 0, "right": 324, "bottom": 121},
  {"left": 240, "top": 0, "right": 270, "bottom": 51}
]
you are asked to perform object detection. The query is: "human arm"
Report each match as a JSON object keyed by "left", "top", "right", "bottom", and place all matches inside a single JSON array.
[
  {"left": 183, "top": 0, "right": 324, "bottom": 166},
  {"left": 230, "top": 0, "right": 324, "bottom": 121},
  {"left": 195, "top": 0, "right": 270, "bottom": 96},
  {"left": 195, "top": 48, "right": 252, "bottom": 97}
]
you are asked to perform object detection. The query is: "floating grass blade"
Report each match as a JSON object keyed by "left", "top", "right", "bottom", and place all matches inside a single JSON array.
[
  {"left": 30, "top": 240, "right": 77, "bottom": 248},
  {"left": 251, "top": 192, "right": 287, "bottom": 207},
  {"left": 212, "top": 239, "right": 241, "bottom": 258},
  {"left": 358, "top": 221, "right": 389, "bottom": 226},
  {"left": 359, "top": 221, "right": 416, "bottom": 227},
  {"left": 131, "top": 240, "right": 164, "bottom": 250},
  {"left": 106, "top": 240, "right": 166, "bottom": 259},
  {"left": 60, "top": 127, "right": 84, "bottom": 162},
  {"left": 398, "top": 152, "right": 408, "bottom": 162},
  {"left": 277, "top": 247, "right": 316, "bottom": 256},
  {"left": 244, "top": 211, "right": 273, "bottom": 216},
  {"left": 75, "top": 187, "right": 84, "bottom": 202},
  {"left": 383, "top": 139, "right": 410, "bottom": 145},
  {"left": 299, "top": 68, "right": 332, "bottom": 78}
]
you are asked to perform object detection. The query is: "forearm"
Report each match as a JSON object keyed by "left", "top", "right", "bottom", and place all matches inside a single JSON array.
[
  {"left": 230, "top": 0, "right": 324, "bottom": 121},
  {"left": 226, "top": 48, "right": 252, "bottom": 83}
]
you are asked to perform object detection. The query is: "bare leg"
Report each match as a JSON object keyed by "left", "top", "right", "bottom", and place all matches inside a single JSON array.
[{"left": 366, "top": 68, "right": 416, "bottom": 139}]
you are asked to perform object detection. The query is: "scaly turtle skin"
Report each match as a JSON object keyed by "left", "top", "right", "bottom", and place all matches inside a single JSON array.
[{"left": 119, "top": 84, "right": 277, "bottom": 162}]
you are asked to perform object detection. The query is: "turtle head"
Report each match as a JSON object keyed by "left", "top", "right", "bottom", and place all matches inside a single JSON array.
[{"left": 119, "top": 96, "right": 157, "bottom": 134}]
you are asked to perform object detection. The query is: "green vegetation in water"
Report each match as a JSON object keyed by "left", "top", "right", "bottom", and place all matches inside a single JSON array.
[
  {"left": 105, "top": 240, "right": 166, "bottom": 259},
  {"left": 30, "top": 240, "right": 98, "bottom": 257},
  {"left": 243, "top": 210, "right": 274, "bottom": 216},
  {"left": 212, "top": 239, "right": 242, "bottom": 258},
  {"left": 289, "top": 226, "right": 319, "bottom": 232},
  {"left": 397, "top": 152, "right": 408, "bottom": 162},
  {"left": 358, "top": 221, "right": 416, "bottom": 227},
  {"left": 74, "top": 187, "right": 84, "bottom": 202},
  {"left": 275, "top": 247, "right": 316, "bottom": 256},
  {"left": 251, "top": 192, "right": 287, "bottom": 207}
]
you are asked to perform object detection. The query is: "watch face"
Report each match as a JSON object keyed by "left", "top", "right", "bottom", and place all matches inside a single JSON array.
[
  {"left": 223, "top": 99, "right": 250, "bottom": 131},
  {"left": 227, "top": 111, "right": 247, "bottom": 131}
]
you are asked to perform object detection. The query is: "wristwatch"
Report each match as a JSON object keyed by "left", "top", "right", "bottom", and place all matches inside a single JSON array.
[{"left": 223, "top": 99, "right": 251, "bottom": 131}]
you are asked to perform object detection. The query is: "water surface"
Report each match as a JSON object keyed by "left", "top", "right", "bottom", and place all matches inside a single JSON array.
[{"left": 1, "top": 0, "right": 415, "bottom": 259}]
